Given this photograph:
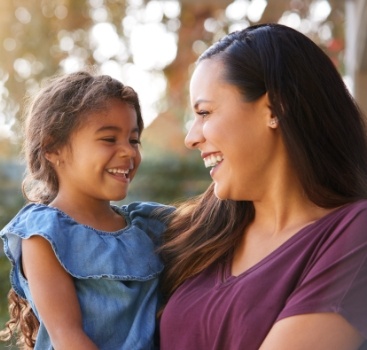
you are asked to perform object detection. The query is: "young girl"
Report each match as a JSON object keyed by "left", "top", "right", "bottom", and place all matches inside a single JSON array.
[{"left": 0, "top": 71, "right": 172, "bottom": 349}]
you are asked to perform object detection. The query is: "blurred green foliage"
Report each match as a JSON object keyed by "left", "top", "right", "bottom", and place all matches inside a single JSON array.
[
  {"left": 0, "top": 256, "right": 12, "bottom": 349},
  {"left": 125, "top": 153, "right": 211, "bottom": 204}
]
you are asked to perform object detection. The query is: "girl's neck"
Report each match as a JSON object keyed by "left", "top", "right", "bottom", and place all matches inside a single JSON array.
[{"left": 49, "top": 196, "right": 126, "bottom": 232}]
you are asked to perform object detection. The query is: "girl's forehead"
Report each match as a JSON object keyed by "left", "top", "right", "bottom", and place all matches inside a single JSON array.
[{"left": 78, "top": 103, "right": 138, "bottom": 131}]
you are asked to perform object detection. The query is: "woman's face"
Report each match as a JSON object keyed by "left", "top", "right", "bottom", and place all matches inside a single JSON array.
[{"left": 186, "top": 58, "right": 281, "bottom": 201}]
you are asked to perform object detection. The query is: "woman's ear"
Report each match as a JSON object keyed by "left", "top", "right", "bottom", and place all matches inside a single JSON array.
[
  {"left": 268, "top": 116, "right": 279, "bottom": 128},
  {"left": 263, "top": 93, "right": 278, "bottom": 129}
]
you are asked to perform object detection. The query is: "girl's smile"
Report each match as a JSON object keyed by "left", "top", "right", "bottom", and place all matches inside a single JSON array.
[{"left": 52, "top": 98, "right": 141, "bottom": 206}]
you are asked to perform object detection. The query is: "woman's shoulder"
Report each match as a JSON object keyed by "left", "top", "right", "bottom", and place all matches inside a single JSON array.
[
  {"left": 303, "top": 199, "right": 367, "bottom": 248},
  {"left": 337, "top": 198, "right": 367, "bottom": 213},
  {"left": 322, "top": 199, "right": 367, "bottom": 228}
]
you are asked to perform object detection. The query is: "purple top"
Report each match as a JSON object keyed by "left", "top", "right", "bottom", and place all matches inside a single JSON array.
[{"left": 160, "top": 200, "right": 367, "bottom": 350}]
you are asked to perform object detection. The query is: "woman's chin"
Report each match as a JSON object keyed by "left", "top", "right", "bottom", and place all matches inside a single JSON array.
[{"left": 213, "top": 184, "right": 228, "bottom": 200}]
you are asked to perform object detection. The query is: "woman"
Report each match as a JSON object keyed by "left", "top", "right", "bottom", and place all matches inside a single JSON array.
[{"left": 160, "top": 23, "right": 367, "bottom": 349}]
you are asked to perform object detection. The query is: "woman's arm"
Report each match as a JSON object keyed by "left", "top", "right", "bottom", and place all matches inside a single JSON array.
[
  {"left": 260, "top": 313, "right": 364, "bottom": 350},
  {"left": 22, "top": 235, "right": 98, "bottom": 350}
]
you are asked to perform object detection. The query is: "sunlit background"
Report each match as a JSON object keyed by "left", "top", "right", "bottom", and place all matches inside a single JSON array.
[
  {"left": 0, "top": 0, "right": 366, "bottom": 344},
  {"left": 0, "top": 0, "right": 361, "bottom": 138}
]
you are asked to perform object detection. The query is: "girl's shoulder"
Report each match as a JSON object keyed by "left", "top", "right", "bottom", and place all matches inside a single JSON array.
[
  {"left": 0, "top": 203, "right": 72, "bottom": 239},
  {"left": 115, "top": 201, "right": 175, "bottom": 235},
  {"left": 118, "top": 201, "right": 175, "bottom": 219},
  {"left": 1, "top": 202, "right": 167, "bottom": 280}
]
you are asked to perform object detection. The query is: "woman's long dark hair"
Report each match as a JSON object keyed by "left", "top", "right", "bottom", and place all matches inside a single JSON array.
[{"left": 161, "top": 23, "right": 367, "bottom": 299}]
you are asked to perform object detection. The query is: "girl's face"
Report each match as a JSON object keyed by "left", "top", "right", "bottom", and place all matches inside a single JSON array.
[
  {"left": 186, "top": 59, "right": 281, "bottom": 201},
  {"left": 54, "top": 98, "right": 141, "bottom": 203}
]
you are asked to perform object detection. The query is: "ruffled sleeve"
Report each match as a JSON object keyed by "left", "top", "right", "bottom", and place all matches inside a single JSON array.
[
  {"left": 1, "top": 202, "right": 174, "bottom": 284},
  {"left": 121, "top": 201, "right": 174, "bottom": 245}
]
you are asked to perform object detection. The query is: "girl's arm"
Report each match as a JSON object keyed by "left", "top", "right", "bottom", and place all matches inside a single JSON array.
[
  {"left": 22, "top": 235, "right": 98, "bottom": 350},
  {"left": 259, "top": 313, "right": 364, "bottom": 350}
]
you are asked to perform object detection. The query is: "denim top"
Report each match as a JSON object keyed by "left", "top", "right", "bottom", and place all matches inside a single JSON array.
[{"left": 1, "top": 201, "right": 173, "bottom": 350}]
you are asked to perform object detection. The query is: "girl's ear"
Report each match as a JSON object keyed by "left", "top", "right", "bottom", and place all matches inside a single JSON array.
[{"left": 45, "top": 150, "right": 61, "bottom": 167}]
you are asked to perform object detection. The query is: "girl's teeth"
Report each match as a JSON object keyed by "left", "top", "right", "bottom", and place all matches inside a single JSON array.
[{"left": 108, "top": 169, "right": 129, "bottom": 174}]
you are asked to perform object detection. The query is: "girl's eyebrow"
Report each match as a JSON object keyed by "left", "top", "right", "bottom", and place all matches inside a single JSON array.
[{"left": 96, "top": 125, "right": 140, "bottom": 133}]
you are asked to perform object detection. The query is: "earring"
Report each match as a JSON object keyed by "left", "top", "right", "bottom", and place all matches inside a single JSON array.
[{"left": 269, "top": 117, "right": 279, "bottom": 127}]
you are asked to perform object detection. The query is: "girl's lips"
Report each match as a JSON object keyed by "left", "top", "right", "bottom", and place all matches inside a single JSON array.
[{"left": 107, "top": 170, "right": 131, "bottom": 183}]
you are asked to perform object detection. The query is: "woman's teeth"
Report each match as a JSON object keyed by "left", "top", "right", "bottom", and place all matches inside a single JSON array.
[{"left": 203, "top": 154, "right": 223, "bottom": 168}]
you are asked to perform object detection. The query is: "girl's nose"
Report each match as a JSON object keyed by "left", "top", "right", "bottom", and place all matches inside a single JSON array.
[
  {"left": 119, "top": 143, "right": 138, "bottom": 158},
  {"left": 184, "top": 118, "right": 205, "bottom": 150}
]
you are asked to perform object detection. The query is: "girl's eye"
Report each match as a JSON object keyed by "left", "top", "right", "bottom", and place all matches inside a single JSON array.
[
  {"left": 102, "top": 137, "right": 116, "bottom": 143},
  {"left": 130, "top": 139, "right": 141, "bottom": 147}
]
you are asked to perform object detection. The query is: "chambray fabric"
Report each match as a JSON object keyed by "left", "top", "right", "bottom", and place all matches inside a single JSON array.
[{"left": 1, "top": 201, "right": 172, "bottom": 350}]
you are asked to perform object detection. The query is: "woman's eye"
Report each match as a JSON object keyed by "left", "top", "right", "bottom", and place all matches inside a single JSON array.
[{"left": 197, "top": 110, "right": 209, "bottom": 118}]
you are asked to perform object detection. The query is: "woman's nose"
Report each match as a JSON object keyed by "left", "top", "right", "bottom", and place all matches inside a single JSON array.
[{"left": 184, "top": 118, "right": 205, "bottom": 150}]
